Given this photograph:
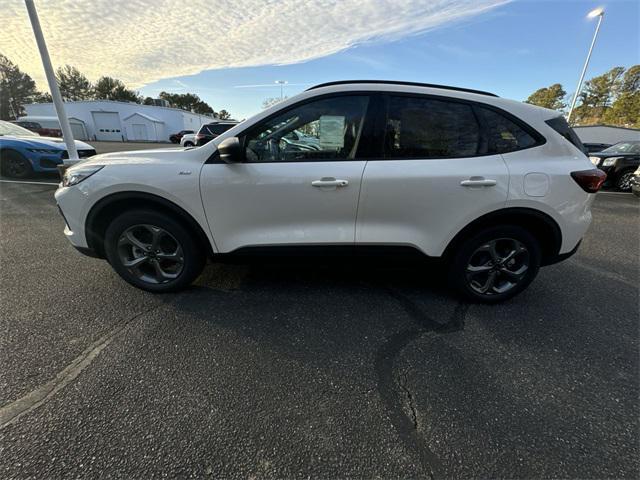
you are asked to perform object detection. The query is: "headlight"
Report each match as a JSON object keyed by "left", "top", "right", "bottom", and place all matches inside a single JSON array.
[
  {"left": 602, "top": 157, "right": 622, "bottom": 167},
  {"left": 589, "top": 156, "right": 601, "bottom": 165},
  {"left": 62, "top": 165, "right": 104, "bottom": 187},
  {"left": 27, "top": 148, "right": 62, "bottom": 155}
]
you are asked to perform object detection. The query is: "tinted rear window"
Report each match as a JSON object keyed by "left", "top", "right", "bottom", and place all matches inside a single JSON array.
[
  {"left": 204, "top": 124, "right": 235, "bottom": 135},
  {"left": 545, "top": 116, "right": 586, "bottom": 155},
  {"left": 384, "top": 96, "right": 481, "bottom": 158},
  {"left": 475, "top": 107, "right": 538, "bottom": 154}
]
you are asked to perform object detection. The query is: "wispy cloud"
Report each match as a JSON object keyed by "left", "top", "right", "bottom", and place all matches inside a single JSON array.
[{"left": 1, "top": 0, "right": 509, "bottom": 89}]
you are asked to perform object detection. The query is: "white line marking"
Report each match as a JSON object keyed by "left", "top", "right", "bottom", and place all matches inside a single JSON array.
[
  {"left": 0, "top": 309, "right": 153, "bottom": 430},
  {"left": 0, "top": 179, "right": 59, "bottom": 186},
  {"left": 597, "top": 191, "right": 633, "bottom": 196}
]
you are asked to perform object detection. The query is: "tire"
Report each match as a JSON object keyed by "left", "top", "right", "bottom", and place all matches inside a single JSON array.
[
  {"left": 1, "top": 150, "right": 34, "bottom": 179},
  {"left": 615, "top": 169, "right": 635, "bottom": 192},
  {"left": 447, "top": 225, "right": 542, "bottom": 303},
  {"left": 104, "top": 210, "right": 205, "bottom": 292},
  {"left": 183, "top": 141, "right": 194, "bottom": 147}
]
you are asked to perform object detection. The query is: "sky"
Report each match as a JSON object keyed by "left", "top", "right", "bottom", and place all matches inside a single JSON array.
[{"left": 1, "top": 0, "right": 638, "bottom": 120}]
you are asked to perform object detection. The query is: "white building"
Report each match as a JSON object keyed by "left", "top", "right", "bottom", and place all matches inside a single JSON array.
[
  {"left": 23, "top": 100, "right": 217, "bottom": 142},
  {"left": 574, "top": 125, "right": 639, "bottom": 145}
]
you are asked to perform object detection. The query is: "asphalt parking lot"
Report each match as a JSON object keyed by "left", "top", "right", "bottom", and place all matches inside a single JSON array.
[{"left": 0, "top": 178, "right": 638, "bottom": 478}]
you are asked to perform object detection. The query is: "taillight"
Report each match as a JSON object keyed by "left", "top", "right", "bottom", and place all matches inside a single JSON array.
[{"left": 571, "top": 169, "right": 607, "bottom": 193}]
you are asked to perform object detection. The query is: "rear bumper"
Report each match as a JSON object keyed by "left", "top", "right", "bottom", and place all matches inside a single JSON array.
[{"left": 542, "top": 240, "right": 581, "bottom": 266}]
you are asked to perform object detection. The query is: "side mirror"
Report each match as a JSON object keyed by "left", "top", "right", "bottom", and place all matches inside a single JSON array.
[{"left": 217, "top": 136, "right": 243, "bottom": 163}]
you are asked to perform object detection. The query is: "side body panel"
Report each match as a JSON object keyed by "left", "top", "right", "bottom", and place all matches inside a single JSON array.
[
  {"left": 54, "top": 150, "right": 214, "bottom": 251},
  {"left": 200, "top": 161, "right": 366, "bottom": 252},
  {"left": 502, "top": 140, "right": 596, "bottom": 254},
  {"left": 356, "top": 155, "right": 509, "bottom": 256}
]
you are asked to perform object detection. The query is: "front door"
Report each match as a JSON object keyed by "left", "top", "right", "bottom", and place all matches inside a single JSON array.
[{"left": 200, "top": 94, "right": 372, "bottom": 253}]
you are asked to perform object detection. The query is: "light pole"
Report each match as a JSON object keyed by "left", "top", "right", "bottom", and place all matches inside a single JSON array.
[
  {"left": 567, "top": 7, "right": 605, "bottom": 124},
  {"left": 275, "top": 80, "right": 288, "bottom": 100},
  {"left": 24, "top": 0, "right": 78, "bottom": 164}
]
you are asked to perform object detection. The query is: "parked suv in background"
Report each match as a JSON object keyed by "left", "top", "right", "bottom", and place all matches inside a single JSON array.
[
  {"left": 180, "top": 133, "right": 197, "bottom": 147},
  {"left": 168, "top": 130, "right": 194, "bottom": 144},
  {"left": 55, "top": 80, "right": 604, "bottom": 302},
  {"left": 589, "top": 140, "right": 640, "bottom": 191},
  {"left": 195, "top": 122, "right": 238, "bottom": 146}
]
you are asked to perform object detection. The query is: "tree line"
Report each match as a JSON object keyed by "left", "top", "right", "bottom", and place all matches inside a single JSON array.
[
  {"left": 0, "top": 54, "right": 230, "bottom": 120},
  {"left": 525, "top": 65, "right": 639, "bottom": 128}
]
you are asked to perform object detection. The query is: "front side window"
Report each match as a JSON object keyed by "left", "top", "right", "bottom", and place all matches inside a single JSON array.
[
  {"left": 384, "top": 96, "right": 481, "bottom": 158},
  {"left": 244, "top": 95, "right": 369, "bottom": 162},
  {"left": 476, "top": 107, "right": 538, "bottom": 153}
]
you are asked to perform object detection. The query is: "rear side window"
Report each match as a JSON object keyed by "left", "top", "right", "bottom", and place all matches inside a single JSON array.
[
  {"left": 384, "top": 96, "right": 481, "bottom": 158},
  {"left": 475, "top": 107, "right": 538, "bottom": 153},
  {"left": 545, "top": 116, "right": 586, "bottom": 155}
]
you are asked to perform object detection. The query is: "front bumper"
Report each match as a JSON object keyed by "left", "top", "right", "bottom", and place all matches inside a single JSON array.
[{"left": 55, "top": 185, "right": 90, "bottom": 250}]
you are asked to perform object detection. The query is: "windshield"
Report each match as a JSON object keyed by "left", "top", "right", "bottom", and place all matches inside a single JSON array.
[
  {"left": 601, "top": 141, "right": 640, "bottom": 154},
  {"left": 0, "top": 120, "right": 38, "bottom": 137}
]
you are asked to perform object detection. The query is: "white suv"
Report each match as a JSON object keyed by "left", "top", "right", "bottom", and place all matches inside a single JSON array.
[{"left": 55, "top": 81, "right": 605, "bottom": 302}]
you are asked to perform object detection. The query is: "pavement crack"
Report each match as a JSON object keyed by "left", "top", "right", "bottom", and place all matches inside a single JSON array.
[
  {"left": 398, "top": 372, "right": 419, "bottom": 430},
  {"left": 374, "top": 289, "right": 470, "bottom": 479},
  {"left": 0, "top": 307, "right": 156, "bottom": 430}
]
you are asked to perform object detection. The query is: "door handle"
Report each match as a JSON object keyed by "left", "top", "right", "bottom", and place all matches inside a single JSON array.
[
  {"left": 460, "top": 178, "right": 497, "bottom": 187},
  {"left": 312, "top": 178, "right": 349, "bottom": 188}
]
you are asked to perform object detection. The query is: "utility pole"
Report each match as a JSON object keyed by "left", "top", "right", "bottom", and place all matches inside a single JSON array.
[
  {"left": 275, "top": 80, "right": 288, "bottom": 100},
  {"left": 24, "top": 0, "right": 78, "bottom": 163}
]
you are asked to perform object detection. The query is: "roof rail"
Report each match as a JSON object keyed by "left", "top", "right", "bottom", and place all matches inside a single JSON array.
[{"left": 306, "top": 80, "right": 498, "bottom": 97}]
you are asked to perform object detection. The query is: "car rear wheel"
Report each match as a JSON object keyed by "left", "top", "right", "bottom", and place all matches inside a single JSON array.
[
  {"left": 183, "top": 141, "right": 194, "bottom": 147},
  {"left": 615, "top": 169, "right": 635, "bottom": 192},
  {"left": 104, "top": 210, "right": 205, "bottom": 292},
  {"left": 448, "top": 225, "right": 541, "bottom": 303},
  {"left": 1, "top": 150, "right": 33, "bottom": 178}
]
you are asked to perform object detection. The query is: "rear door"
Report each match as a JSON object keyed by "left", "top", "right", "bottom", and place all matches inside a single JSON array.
[
  {"left": 200, "top": 94, "right": 372, "bottom": 252},
  {"left": 356, "top": 94, "right": 511, "bottom": 257}
]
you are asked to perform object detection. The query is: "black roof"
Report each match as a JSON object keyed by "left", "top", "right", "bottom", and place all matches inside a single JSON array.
[{"left": 306, "top": 80, "right": 498, "bottom": 97}]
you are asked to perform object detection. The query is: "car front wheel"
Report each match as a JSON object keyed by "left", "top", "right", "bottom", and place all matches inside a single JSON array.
[
  {"left": 1, "top": 150, "right": 33, "bottom": 178},
  {"left": 104, "top": 210, "right": 205, "bottom": 292},
  {"left": 448, "top": 225, "right": 541, "bottom": 303},
  {"left": 615, "top": 169, "right": 635, "bottom": 192}
]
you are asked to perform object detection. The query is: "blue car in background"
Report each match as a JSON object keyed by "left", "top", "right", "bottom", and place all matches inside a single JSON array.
[{"left": 0, "top": 120, "right": 96, "bottom": 178}]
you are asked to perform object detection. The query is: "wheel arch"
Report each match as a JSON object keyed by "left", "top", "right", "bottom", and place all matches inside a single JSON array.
[
  {"left": 442, "top": 207, "right": 562, "bottom": 266},
  {"left": 0, "top": 147, "right": 30, "bottom": 161},
  {"left": 85, "top": 191, "right": 213, "bottom": 259}
]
